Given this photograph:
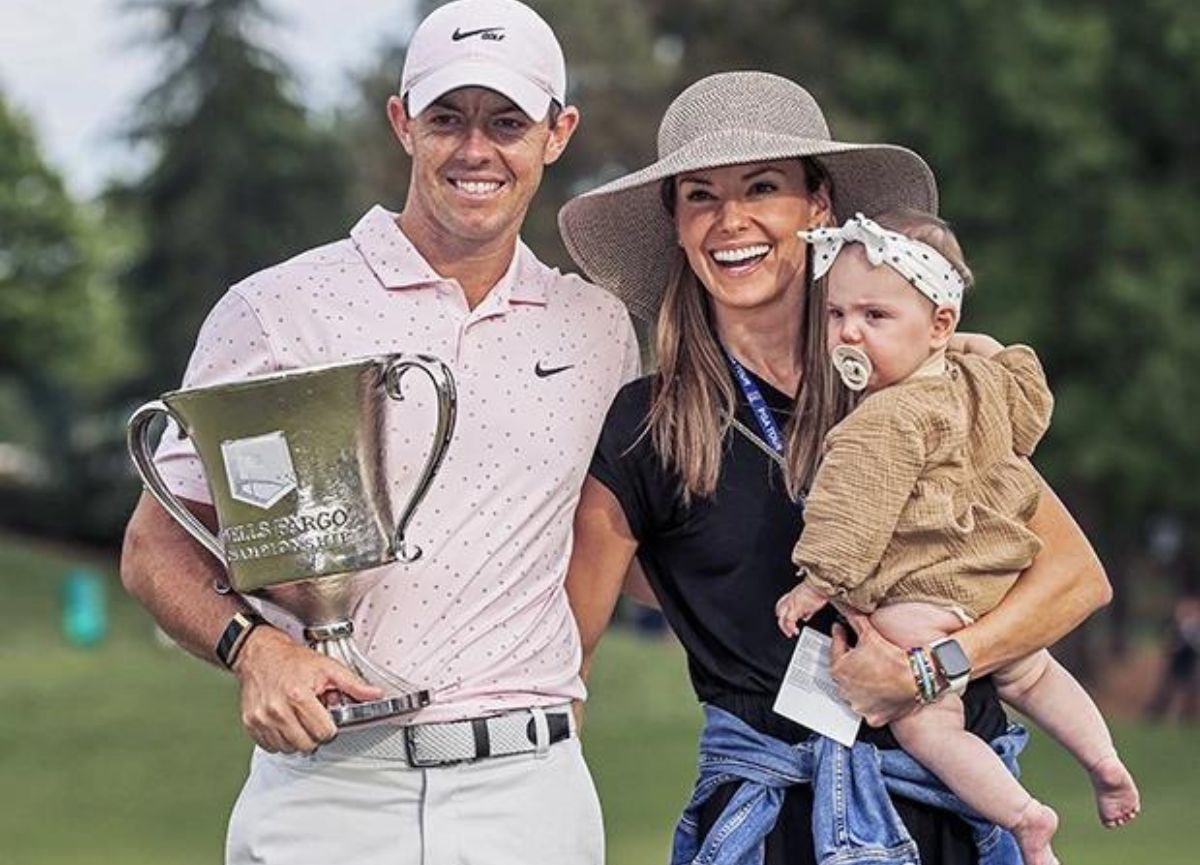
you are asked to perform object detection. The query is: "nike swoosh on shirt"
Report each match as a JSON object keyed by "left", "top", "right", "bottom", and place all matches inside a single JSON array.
[{"left": 534, "top": 361, "right": 574, "bottom": 378}]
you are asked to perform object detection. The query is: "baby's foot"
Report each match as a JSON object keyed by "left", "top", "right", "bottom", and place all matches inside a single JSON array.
[
  {"left": 1011, "top": 800, "right": 1059, "bottom": 865},
  {"left": 1089, "top": 753, "right": 1141, "bottom": 827}
]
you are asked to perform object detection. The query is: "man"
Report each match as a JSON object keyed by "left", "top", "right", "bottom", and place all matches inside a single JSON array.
[{"left": 120, "top": 1, "right": 639, "bottom": 863}]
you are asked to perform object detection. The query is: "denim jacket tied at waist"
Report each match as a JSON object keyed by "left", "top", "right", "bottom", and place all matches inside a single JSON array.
[{"left": 671, "top": 704, "right": 1027, "bottom": 865}]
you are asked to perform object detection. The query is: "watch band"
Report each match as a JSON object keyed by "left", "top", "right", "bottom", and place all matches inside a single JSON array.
[{"left": 215, "top": 610, "right": 267, "bottom": 669}]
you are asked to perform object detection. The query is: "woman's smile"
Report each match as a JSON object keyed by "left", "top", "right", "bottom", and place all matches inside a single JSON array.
[{"left": 709, "top": 243, "right": 772, "bottom": 275}]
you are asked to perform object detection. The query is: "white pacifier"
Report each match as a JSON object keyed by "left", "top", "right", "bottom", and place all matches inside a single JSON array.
[{"left": 831, "top": 345, "right": 872, "bottom": 392}]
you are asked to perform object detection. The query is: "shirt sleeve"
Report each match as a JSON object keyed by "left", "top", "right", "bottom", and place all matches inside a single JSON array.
[
  {"left": 588, "top": 379, "right": 677, "bottom": 542},
  {"left": 991, "top": 345, "right": 1054, "bottom": 456},
  {"left": 152, "top": 289, "right": 278, "bottom": 503},
  {"left": 792, "top": 396, "right": 929, "bottom": 607}
]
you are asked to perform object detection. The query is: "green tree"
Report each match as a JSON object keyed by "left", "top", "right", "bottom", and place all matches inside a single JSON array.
[
  {"left": 0, "top": 90, "right": 140, "bottom": 542},
  {"left": 0, "top": 95, "right": 135, "bottom": 404},
  {"left": 118, "top": 0, "right": 355, "bottom": 394}
]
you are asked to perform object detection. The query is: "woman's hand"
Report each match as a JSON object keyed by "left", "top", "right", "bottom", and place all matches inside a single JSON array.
[{"left": 829, "top": 610, "right": 919, "bottom": 727}]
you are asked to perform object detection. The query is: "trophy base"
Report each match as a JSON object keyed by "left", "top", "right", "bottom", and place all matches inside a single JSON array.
[
  {"left": 306, "top": 620, "right": 433, "bottom": 727},
  {"left": 327, "top": 689, "right": 432, "bottom": 728}
]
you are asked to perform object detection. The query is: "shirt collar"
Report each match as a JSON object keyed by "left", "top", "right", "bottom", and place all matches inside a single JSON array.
[{"left": 351, "top": 205, "right": 548, "bottom": 306}]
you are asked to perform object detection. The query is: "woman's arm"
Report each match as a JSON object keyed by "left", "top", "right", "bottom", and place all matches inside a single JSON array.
[
  {"left": 957, "top": 478, "right": 1111, "bottom": 672},
  {"left": 622, "top": 558, "right": 660, "bottom": 608},
  {"left": 830, "top": 475, "right": 1111, "bottom": 726},
  {"left": 568, "top": 475, "right": 641, "bottom": 684}
]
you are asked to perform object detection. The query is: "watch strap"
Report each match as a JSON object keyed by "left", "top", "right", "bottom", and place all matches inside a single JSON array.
[{"left": 215, "top": 610, "right": 267, "bottom": 669}]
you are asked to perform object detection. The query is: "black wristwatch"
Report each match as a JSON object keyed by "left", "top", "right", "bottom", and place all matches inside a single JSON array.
[
  {"left": 215, "top": 610, "right": 267, "bottom": 669},
  {"left": 929, "top": 637, "right": 972, "bottom": 696}
]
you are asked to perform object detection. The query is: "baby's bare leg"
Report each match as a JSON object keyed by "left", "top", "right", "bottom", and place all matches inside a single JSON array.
[
  {"left": 872, "top": 603, "right": 1059, "bottom": 865},
  {"left": 995, "top": 650, "right": 1140, "bottom": 827}
]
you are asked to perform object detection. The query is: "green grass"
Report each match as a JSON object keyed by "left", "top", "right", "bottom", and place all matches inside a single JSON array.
[
  {"left": 2, "top": 533, "right": 1196, "bottom": 864},
  {"left": 0, "top": 536, "right": 248, "bottom": 864}
]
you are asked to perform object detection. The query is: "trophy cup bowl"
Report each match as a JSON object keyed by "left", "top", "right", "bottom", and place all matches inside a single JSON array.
[{"left": 127, "top": 354, "right": 457, "bottom": 727}]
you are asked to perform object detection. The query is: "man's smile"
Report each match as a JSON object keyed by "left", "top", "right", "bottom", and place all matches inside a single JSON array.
[{"left": 449, "top": 178, "right": 506, "bottom": 198}]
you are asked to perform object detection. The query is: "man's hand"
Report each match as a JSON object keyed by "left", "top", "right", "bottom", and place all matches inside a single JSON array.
[
  {"left": 775, "top": 582, "right": 829, "bottom": 637},
  {"left": 232, "top": 626, "right": 384, "bottom": 754},
  {"left": 829, "top": 610, "right": 919, "bottom": 727}
]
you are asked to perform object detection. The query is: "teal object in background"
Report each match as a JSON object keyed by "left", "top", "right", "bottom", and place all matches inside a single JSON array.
[{"left": 62, "top": 568, "right": 108, "bottom": 647}]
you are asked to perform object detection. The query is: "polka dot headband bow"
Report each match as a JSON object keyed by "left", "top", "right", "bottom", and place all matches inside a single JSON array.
[{"left": 799, "top": 213, "right": 965, "bottom": 311}]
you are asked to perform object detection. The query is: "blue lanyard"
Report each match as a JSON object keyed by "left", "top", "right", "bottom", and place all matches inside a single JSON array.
[{"left": 724, "top": 350, "right": 786, "bottom": 455}]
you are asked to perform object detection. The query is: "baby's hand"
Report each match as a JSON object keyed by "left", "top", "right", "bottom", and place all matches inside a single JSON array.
[
  {"left": 948, "top": 331, "right": 1004, "bottom": 358},
  {"left": 775, "top": 582, "right": 829, "bottom": 637}
]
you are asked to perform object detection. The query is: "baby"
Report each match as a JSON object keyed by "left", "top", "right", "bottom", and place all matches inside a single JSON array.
[{"left": 776, "top": 211, "right": 1139, "bottom": 865}]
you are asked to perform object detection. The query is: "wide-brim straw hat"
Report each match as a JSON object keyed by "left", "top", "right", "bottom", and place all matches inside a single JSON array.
[{"left": 558, "top": 71, "right": 938, "bottom": 321}]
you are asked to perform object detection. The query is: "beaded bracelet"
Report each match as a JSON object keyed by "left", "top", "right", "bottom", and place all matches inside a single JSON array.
[{"left": 907, "top": 647, "right": 940, "bottom": 705}]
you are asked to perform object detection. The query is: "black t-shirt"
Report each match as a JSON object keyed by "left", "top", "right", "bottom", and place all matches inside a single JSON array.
[{"left": 590, "top": 371, "right": 1006, "bottom": 750}]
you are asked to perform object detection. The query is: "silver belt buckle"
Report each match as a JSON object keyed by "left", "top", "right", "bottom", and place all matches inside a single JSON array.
[
  {"left": 402, "top": 725, "right": 438, "bottom": 767},
  {"left": 403, "top": 722, "right": 469, "bottom": 768}
]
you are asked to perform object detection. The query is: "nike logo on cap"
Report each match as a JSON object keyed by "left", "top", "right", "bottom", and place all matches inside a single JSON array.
[
  {"left": 451, "top": 26, "right": 506, "bottom": 41},
  {"left": 535, "top": 361, "right": 574, "bottom": 378}
]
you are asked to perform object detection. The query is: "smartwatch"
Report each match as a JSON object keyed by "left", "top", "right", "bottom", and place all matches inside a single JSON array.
[
  {"left": 929, "top": 637, "right": 971, "bottom": 696},
  {"left": 215, "top": 610, "right": 267, "bottom": 669}
]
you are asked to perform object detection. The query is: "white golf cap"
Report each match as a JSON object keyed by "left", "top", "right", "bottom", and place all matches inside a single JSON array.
[{"left": 400, "top": 0, "right": 566, "bottom": 122}]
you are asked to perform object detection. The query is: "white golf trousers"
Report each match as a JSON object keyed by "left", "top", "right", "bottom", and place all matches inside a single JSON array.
[{"left": 225, "top": 737, "right": 604, "bottom": 865}]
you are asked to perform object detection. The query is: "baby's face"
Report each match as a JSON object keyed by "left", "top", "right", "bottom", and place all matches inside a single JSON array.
[{"left": 825, "top": 246, "right": 951, "bottom": 392}]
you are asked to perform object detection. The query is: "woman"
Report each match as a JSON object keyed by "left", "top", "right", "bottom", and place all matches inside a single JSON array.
[{"left": 558, "top": 72, "right": 1110, "bottom": 864}]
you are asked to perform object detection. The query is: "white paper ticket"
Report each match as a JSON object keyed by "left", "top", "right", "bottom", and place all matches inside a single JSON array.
[{"left": 772, "top": 628, "right": 862, "bottom": 747}]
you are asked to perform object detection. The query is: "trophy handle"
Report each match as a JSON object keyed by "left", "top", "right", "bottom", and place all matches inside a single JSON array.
[
  {"left": 127, "top": 401, "right": 228, "bottom": 566},
  {"left": 383, "top": 355, "right": 458, "bottom": 563}
]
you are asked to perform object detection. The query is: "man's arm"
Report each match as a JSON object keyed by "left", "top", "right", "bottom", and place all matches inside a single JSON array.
[
  {"left": 121, "top": 493, "right": 383, "bottom": 753},
  {"left": 121, "top": 493, "right": 246, "bottom": 660},
  {"left": 830, "top": 476, "right": 1111, "bottom": 726}
]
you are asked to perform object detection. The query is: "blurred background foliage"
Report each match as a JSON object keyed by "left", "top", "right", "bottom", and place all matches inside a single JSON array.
[{"left": 1, "top": 0, "right": 1199, "bottom": 658}]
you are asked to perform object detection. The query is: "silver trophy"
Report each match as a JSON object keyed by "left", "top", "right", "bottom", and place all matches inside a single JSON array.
[{"left": 127, "top": 354, "right": 456, "bottom": 726}]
